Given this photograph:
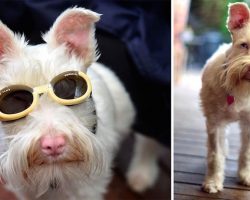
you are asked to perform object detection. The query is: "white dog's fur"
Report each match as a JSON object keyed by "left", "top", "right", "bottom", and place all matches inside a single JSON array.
[
  {"left": 200, "top": 2, "right": 250, "bottom": 194},
  {"left": 0, "top": 7, "right": 161, "bottom": 200}
]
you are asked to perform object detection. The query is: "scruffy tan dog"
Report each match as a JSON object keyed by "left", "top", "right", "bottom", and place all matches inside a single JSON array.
[{"left": 200, "top": 2, "right": 250, "bottom": 194}]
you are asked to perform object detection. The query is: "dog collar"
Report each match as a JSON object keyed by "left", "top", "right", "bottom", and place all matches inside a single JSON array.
[
  {"left": 89, "top": 94, "right": 97, "bottom": 134},
  {"left": 50, "top": 179, "right": 59, "bottom": 190},
  {"left": 227, "top": 95, "right": 234, "bottom": 105}
]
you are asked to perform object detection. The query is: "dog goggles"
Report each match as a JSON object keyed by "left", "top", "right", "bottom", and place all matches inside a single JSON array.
[{"left": 0, "top": 71, "right": 92, "bottom": 121}]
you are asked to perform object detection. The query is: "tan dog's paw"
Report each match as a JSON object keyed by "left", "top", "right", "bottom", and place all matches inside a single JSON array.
[
  {"left": 202, "top": 179, "right": 223, "bottom": 193},
  {"left": 239, "top": 169, "right": 250, "bottom": 186}
]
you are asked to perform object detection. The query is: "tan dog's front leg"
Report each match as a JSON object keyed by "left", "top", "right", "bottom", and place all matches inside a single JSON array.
[
  {"left": 238, "top": 119, "right": 250, "bottom": 186},
  {"left": 202, "top": 121, "right": 226, "bottom": 193}
]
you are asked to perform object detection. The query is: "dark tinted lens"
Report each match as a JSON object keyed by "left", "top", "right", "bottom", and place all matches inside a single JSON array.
[
  {"left": 53, "top": 75, "right": 87, "bottom": 100},
  {"left": 0, "top": 90, "right": 33, "bottom": 114}
]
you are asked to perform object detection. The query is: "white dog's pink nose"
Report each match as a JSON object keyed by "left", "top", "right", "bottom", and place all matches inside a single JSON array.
[{"left": 40, "top": 135, "right": 66, "bottom": 156}]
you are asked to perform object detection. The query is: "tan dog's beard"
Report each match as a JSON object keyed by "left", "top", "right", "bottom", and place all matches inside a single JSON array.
[{"left": 220, "top": 55, "right": 250, "bottom": 96}]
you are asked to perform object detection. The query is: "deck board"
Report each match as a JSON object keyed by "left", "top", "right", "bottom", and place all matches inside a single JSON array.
[{"left": 174, "top": 72, "right": 250, "bottom": 200}]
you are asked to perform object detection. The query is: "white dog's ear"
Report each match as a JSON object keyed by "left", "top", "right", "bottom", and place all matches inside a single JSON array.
[
  {"left": 227, "top": 2, "right": 250, "bottom": 31},
  {"left": 0, "top": 21, "right": 17, "bottom": 59},
  {"left": 44, "top": 8, "right": 101, "bottom": 67}
]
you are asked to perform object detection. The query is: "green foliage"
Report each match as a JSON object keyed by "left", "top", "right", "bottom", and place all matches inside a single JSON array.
[
  {"left": 220, "top": 0, "right": 244, "bottom": 40},
  {"left": 190, "top": 0, "right": 245, "bottom": 41}
]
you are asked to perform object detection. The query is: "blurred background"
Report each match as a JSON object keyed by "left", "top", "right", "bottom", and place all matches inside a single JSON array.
[
  {"left": 174, "top": 0, "right": 250, "bottom": 81},
  {"left": 174, "top": 1, "right": 250, "bottom": 200}
]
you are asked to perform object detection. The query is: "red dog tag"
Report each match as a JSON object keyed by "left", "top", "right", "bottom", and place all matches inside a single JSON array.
[{"left": 227, "top": 95, "right": 234, "bottom": 106}]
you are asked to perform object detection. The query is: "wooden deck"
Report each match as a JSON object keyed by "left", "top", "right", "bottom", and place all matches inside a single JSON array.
[
  {"left": 0, "top": 135, "right": 170, "bottom": 200},
  {"left": 174, "top": 72, "right": 250, "bottom": 200}
]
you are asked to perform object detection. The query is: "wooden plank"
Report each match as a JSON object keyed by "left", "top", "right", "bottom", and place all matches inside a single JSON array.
[
  {"left": 175, "top": 122, "right": 240, "bottom": 131},
  {"left": 174, "top": 137, "right": 205, "bottom": 145},
  {"left": 174, "top": 154, "right": 206, "bottom": 163},
  {"left": 174, "top": 144, "right": 239, "bottom": 160},
  {"left": 174, "top": 154, "right": 238, "bottom": 178},
  {"left": 174, "top": 160, "right": 238, "bottom": 178},
  {"left": 175, "top": 182, "right": 250, "bottom": 200},
  {"left": 174, "top": 136, "right": 241, "bottom": 148},
  {"left": 174, "top": 152, "right": 237, "bottom": 163},
  {"left": 175, "top": 172, "right": 250, "bottom": 190},
  {"left": 174, "top": 127, "right": 206, "bottom": 134},
  {"left": 175, "top": 134, "right": 241, "bottom": 148},
  {"left": 174, "top": 144, "right": 206, "bottom": 157},
  {"left": 175, "top": 194, "right": 226, "bottom": 200}
]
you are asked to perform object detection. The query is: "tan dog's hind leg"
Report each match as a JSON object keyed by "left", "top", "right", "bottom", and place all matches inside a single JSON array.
[{"left": 238, "top": 118, "right": 250, "bottom": 186}]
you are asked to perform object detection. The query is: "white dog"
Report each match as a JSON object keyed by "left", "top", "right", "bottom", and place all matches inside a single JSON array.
[{"left": 0, "top": 7, "right": 161, "bottom": 200}]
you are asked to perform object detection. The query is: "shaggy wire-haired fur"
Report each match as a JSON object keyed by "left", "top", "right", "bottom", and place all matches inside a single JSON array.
[
  {"left": 0, "top": 7, "right": 162, "bottom": 200},
  {"left": 201, "top": 2, "right": 250, "bottom": 194}
]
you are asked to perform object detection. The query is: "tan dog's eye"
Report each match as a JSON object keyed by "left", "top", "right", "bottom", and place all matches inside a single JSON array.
[{"left": 241, "top": 42, "right": 249, "bottom": 49}]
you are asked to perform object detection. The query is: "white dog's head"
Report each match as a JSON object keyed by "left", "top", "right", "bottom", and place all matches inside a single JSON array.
[{"left": 0, "top": 8, "right": 108, "bottom": 196}]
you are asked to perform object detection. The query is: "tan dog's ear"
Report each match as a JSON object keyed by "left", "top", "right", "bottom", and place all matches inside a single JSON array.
[
  {"left": 0, "top": 21, "right": 17, "bottom": 59},
  {"left": 227, "top": 2, "right": 250, "bottom": 31},
  {"left": 44, "top": 7, "right": 101, "bottom": 67}
]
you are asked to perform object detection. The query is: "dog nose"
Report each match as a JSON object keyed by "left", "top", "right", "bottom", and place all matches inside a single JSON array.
[{"left": 40, "top": 135, "right": 66, "bottom": 156}]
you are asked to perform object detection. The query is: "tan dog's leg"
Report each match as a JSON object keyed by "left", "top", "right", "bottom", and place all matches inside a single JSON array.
[
  {"left": 238, "top": 119, "right": 250, "bottom": 185},
  {"left": 202, "top": 120, "right": 226, "bottom": 193}
]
